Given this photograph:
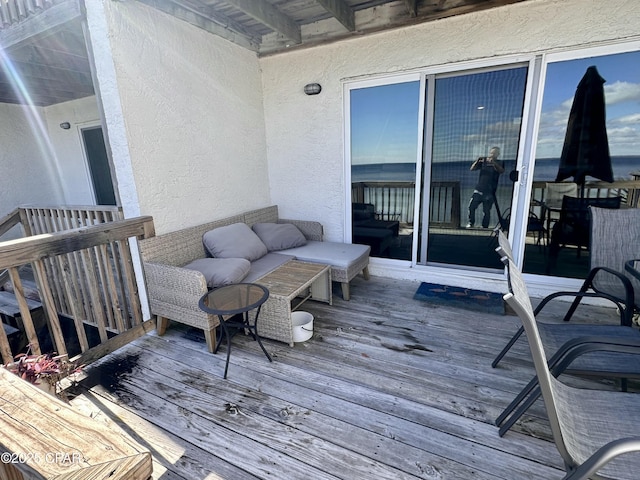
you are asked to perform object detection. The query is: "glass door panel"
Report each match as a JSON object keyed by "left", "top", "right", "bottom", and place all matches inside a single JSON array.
[
  {"left": 423, "top": 66, "right": 528, "bottom": 269},
  {"left": 523, "top": 49, "right": 640, "bottom": 278},
  {"left": 350, "top": 81, "right": 420, "bottom": 260}
]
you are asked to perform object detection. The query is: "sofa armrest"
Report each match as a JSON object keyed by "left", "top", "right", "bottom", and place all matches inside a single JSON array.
[
  {"left": 142, "top": 262, "right": 208, "bottom": 315},
  {"left": 279, "top": 218, "right": 323, "bottom": 242}
]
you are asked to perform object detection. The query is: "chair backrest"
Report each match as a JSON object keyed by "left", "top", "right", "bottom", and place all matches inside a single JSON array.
[
  {"left": 590, "top": 206, "right": 640, "bottom": 307},
  {"left": 501, "top": 257, "right": 577, "bottom": 467},
  {"left": 555, "top": 195, "right": 622, "bottom": 248},
  {"left": 545, "top": 182, "right": 578, "bottom": 209},
  {"left": 494, "top": 229, "right": 513, "bottom": 264},
  {"left": 352, "top": 203, "right": 376, "bottom": 222}
]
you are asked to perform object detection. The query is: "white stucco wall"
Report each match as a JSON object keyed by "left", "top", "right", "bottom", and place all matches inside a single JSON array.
[
  {"left": 44, "top": 96, "right": 102, "bottom": 205},
  {"left": 91, "top": 1, "right": 270, "bottom": 235},
  {"left": 0, "top": 103, "right": 64, "bottom": 229},
  {"left": 260, "top": 0, "right": 640, "bottom": 290}
]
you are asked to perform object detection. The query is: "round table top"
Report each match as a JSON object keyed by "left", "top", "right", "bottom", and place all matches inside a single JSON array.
[{"left": 199, "top": 283, "right": 269, "bottom": 316}]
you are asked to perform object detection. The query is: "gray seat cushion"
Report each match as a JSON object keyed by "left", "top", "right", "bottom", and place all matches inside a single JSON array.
[
  {"left": 244, "top": 253, "right": 295, "bottom": 283},
  {"left": 282, "top": 241, "right": 370, "bottom": 269}
]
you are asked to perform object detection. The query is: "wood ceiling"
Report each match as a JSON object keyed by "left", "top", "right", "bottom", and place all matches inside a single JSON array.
[{"left": 0, "top": 0, "right": 528, "bottom": 107}]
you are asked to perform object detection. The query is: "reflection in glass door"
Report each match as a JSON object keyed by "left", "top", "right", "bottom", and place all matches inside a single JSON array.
[
  {"left": 348, "top": 65, "right": 530, "bottom": 269},
  {"left": 350, "top": 80, "right": 420, "bottom": 260},
  {"left": 423, "top": 66, "right": 528, "bottom": 270},
  {"left": 523, "top": 49, "right": 640, "bottom": 279}
]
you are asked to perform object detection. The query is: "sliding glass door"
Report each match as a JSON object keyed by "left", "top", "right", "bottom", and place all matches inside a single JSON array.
[
  {"left": 349, "top": 78, "right": 421, "bottom": 261},
  {"left": 348, "top": 63, "right": 530, "bottom": 272},
  {"left": 522, "top": 48, "right": 640, "bottom": 279},
  {"left": 422, "top": 66, "right": 528, "bottom": 269}
]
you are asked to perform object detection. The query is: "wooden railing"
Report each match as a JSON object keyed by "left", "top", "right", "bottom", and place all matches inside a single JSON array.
[
  {"left": 352, "top": 181, "right": 461, "bottom": 227},
  {"left": 429, "top": 182, "right": 461, "bottom": 228},
  {"left": 352, "top": 181, "right": 416, "bottom": 223},
  {"left": 531, "top": 179, "right": 640, "bottom": 208},
  {"left": 0, "top": 206, "right": 155, "bottom": 365}
]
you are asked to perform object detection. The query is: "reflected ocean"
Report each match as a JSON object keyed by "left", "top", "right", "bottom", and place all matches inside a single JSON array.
[{"left": 352, "top": 157, "right": 640, "bottom": 184}]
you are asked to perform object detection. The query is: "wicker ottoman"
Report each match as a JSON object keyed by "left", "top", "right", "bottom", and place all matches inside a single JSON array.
[{"left": 278, "top": 241, "right": 371, "bottom": 300}]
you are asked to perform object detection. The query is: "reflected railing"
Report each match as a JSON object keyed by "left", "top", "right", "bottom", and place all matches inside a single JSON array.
[
  {"left": 352, "top": 181, "right": 461, "bottom": 228},
  {"left": 353, "top": 179, "right": 639, "bottom": 235}
]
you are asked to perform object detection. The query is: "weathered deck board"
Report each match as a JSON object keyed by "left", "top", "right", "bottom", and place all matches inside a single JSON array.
[{"left": 69, "top": 275, "right": 623, "bottom": 479}]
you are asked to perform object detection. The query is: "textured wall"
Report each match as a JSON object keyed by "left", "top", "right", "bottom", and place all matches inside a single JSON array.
[
  {"left": 0, "top": 103, "right": 64, "bottom": 221},
  {"left": 44, "top": 97, "right": 102, "bottom": 205},
  {"left": 261, "top": 0, "right": 640, "bottom": 245},
  {"left": 95, "top": 1, "right": 270, "bottom": 235}
]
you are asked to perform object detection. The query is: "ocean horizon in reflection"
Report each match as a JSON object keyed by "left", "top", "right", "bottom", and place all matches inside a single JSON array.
[{"left": 352, "top": 157, "right": 640, "bottom": 183}]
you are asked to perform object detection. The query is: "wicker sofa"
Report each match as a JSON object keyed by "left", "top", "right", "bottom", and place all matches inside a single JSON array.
[{"left": 139, "top": 205, "right": 370, "bottom": 351}]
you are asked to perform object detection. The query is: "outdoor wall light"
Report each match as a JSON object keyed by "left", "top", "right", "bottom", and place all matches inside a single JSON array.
[
  {"left": 304, "top": 83, "right": 322, "bottom": 95},
  {"left": 59, "top": 122, "right": 71, "bottom": 130}
]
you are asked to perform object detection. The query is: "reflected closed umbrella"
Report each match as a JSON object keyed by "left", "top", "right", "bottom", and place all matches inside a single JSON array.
[{"left": 556, "top": 66, "right": 613, "bottom": 194}]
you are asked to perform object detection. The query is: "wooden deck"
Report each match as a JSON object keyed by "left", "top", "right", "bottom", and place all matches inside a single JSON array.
[{"left": 68, "top": 275, "right": 623, "bottom": 479}]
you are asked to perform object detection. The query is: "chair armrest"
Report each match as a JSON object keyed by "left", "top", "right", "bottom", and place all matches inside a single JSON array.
[
  {"left": 142, "top": 262, "right": 208, "bottom": 314},
  {"left": 534, "top": 265, "right": 635, "bottom": 326},
  {"left": 534, "top": 290, "right": 628, "bottom": 324},
  {"left": 278, "top": 218, "right": 324, "bottom": 241},
  {"left": 549, "top": 336, "right": 640, "bottom": 377}
]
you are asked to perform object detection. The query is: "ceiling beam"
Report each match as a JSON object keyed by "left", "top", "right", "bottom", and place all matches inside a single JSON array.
[
  {"left": 169, "top": 0, "right": 260, "bottom": 40},
  {"left": 315, "top": 0, "right": 355, "bottom": 31},
  {"left": 137, "top": 0, "right": 260, "bottom": 51},
  {"left": 0, "top": 0, "right": 82, "bottom": 51},
  {"left": 403, "top": 0, "right": 418, "bottom": 17},
  {"left": 0, "top": 76, "right": 93, "bottom": 95},
  {"left": 222, "top": 0, "right": 301, "bottom": 44}
]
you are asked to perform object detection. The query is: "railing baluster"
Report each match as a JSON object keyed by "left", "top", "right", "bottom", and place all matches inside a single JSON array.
[
  {"left": 32, "top": 259, "right": 67, "bottom": 356},
  {"left": 58, "top": 253, "right": 90, "bottom": 352},
  {"left": 8, "top": 266, "right": 41, "bottom": 355},
  {"left": 0, "top": 312, "right": 13, "bottom": 364}
]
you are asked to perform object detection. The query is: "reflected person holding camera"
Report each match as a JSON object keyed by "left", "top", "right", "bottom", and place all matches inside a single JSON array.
[{"left": 466, "top": 146, "right": 504, "bottom": 229}]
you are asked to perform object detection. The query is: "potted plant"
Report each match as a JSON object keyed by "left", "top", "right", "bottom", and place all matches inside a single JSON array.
[{"left": 3, "top": 345, "right": 81, "bottom": 400}]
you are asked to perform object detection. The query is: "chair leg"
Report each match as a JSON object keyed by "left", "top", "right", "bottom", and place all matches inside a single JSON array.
[
  {"left": 156, "top": 316, "right": 169, "bottom": 335},
  {"left": 498, "top": 387, "right": 542, "bottom": 437},
  {"left": 362, "top": 266, "right": 370, "bottom": 281},
  {"left": 341, "top": 282, "right": 350, "bottom": 301},
  {"left": 204, "top": 327, "right": 217, "bottom": 353},
  {"left": 496, "top": 376, "right": 540, "bottom": 427},
  {"left": 492, "top": 326, "right": 525, "bottom": 368}
]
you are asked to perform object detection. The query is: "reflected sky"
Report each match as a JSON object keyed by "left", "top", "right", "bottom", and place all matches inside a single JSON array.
[{"left": 351, "top": 50, "right": 640, "bottom": 165}]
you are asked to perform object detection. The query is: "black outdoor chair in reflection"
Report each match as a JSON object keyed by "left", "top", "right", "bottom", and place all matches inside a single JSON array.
[
  {"left": 545, "top": 195, "right": 622, "bottom": 274},
  {"left": 352, "top": 202, "right": 399, "bottom": 256}
]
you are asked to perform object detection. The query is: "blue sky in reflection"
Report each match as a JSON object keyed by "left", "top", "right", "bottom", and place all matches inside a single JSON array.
[{"left": 351, "top": 50, "right": 640, "bottom": 164}]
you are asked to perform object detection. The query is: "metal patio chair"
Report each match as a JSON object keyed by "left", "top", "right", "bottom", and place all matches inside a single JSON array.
[
  {"left": 502, "top": 256, "right": 640, "bottom": 480},
  {"left": 493, "top": 231, "right": 640, "bottom": 435},
  {"left": 492, "top": 207, "right": 638, "bottom": 370}
]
